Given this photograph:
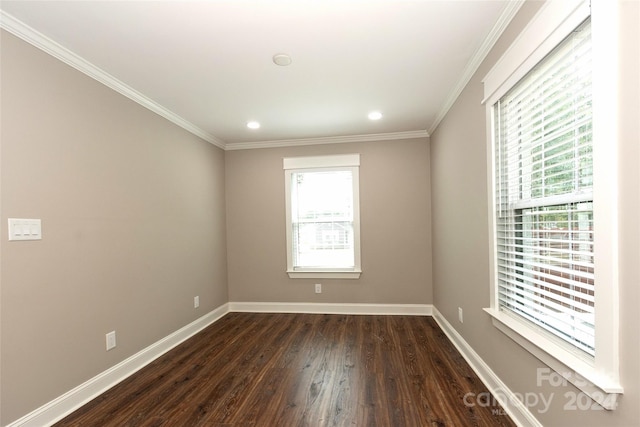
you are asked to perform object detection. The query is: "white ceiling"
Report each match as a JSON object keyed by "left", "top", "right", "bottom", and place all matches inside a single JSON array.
[{"left": 0, "top": 1, "right": 518, "bottom": 149}]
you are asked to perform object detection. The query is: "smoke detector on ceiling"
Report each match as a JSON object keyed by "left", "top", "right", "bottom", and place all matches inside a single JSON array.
[{"left": 272, "top": 53, "right": 292, "bottom": 66}]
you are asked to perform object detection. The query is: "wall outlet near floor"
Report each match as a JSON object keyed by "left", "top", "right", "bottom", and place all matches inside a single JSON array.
[
  {"left": 458, "top": 307, "right": 464, "bottom": 323},
  {"left": 315, "top": 283, "right": 322, "bottom": 294},
  {"left": 106, "top": 331, "right": 116, "bottom": 351},
  {"left": 194, "top": 296, "right": 200, "bottom": 308}
]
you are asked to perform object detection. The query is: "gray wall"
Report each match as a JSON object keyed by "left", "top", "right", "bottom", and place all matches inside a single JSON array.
[
  {"left": 0, "top": 31, "right": 228, "bottom": 424},
  {"left": 225, "top": 139, "right": 432, "bottom": 305},
  {"left": 430, "top": 1, "right": 639, "bottom": 426}
]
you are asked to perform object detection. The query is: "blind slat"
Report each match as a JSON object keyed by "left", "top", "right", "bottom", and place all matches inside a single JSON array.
[{"left": 497, "top": 272, "right": 595, "bottom": 307}]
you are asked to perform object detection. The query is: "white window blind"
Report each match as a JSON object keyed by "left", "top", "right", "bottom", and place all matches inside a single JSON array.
[{"left": 494, "top": 18, "right": 594, "bottom": 355}]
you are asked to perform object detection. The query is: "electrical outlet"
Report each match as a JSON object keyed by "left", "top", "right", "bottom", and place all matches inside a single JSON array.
[
  {"left": 458, "top": 307, "right": 464, "bottom": 323},
  {"left": 315, "top": 283, "right": 322, "bottom": 294},
  {"left": 106, "top": 331, "right": 116, "bottom": 351},
  {"left": 194, "top": 296, "right": 200, "bottom": 308}
]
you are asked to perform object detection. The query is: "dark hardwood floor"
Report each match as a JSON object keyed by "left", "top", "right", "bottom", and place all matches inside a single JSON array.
[{"left": 54, "top": 313, "right": 516, "bottom": 426}]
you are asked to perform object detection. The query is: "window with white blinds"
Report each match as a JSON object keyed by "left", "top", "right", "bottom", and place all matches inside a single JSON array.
[
  {"left": 493, "top": 18, "right": 594, "bottom": 355},
  {"left": 284, "top": 154, "right": 361, "bottom": 279}
]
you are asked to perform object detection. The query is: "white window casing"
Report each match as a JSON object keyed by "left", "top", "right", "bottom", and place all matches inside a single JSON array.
[
  {"left": 483, "top": 0, "right": 622, "bottom": 410},
  {"left": 284, "top": 154, "right": 361, "bottom": 279}
]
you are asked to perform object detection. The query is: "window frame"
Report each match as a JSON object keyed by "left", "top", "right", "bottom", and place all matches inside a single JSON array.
[
  {"left": 483, "top": 0, "right": 622, "bottom": 409},
  {"left": 283, "top": 154, "right": 362, "bottom": 279}
]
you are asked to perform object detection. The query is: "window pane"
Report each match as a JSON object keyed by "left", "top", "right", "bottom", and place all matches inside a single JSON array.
[
  {"left": 291, "top": 170, "right": 355, "bottom": 269},
  {"left": 497, "top": 19, "right": 592, "bottom": 208},
  {"left": 497, "top": 202, "right": 594, "bottom": 355}
]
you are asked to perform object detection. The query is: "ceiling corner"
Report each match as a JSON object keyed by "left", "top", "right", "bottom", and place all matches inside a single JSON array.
[{"left": 427, "top": 0, "right": 526, "bottom": 136}]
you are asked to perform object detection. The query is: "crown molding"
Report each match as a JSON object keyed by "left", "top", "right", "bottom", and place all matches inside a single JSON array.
[
  {"left": 0, "top": 11, "right": 227, "bottom": 150},
  {"left": 0, "top": 12, "right": 427, "bottom": 153},
  {"left": 224, "top": 130, "right": 429, "bottom": 151},
  {"left": 427, "top": 0, "right": 525, "bottom": 135}
]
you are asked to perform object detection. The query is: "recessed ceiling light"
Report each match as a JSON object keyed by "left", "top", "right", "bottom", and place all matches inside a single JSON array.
[
  {"left": 247, "top": 121, "right": 260, "bottom": 129},
  {"left": 368, "top": 111, "right": 383, "bottom": 121},
  {"left": 272, "top": 53, "right": 292, "bottom": 66}
]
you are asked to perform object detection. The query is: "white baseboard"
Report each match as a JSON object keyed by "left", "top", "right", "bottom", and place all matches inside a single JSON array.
[
  {"left": 432, "top": 307, "right": 542, "bottom": 427},
  {"left": 9, "top": 303, "right": 537, "bottom": 427},
  {"left": 7, "top": 303, "right": 230, "bottom": 427},
  {"left": 229, "top": 301, "right": 432, "bottom": 316}
]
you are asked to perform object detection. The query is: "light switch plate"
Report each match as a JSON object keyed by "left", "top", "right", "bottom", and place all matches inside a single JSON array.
[{"left": 8, "top": 218, "right": 42, "bottom": 241}]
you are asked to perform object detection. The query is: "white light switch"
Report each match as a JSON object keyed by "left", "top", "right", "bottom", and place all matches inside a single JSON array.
[{"left": 8, "top": 218, "right": 42, "bottom": 241}]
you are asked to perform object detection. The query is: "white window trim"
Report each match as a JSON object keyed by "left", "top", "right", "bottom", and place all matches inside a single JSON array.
[
  {"left": 284, "top": 154, "right": 362, "bottom": 279},
  {"left": 483, "top": 0, "right": 622, "bottom": 409}
]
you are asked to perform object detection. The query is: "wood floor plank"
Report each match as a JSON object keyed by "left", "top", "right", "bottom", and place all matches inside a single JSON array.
[{"left": 54, "top": 313, "right": 516, "bottom": 427}]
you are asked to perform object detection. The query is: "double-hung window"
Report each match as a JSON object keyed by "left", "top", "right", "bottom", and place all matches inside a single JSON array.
[
  {"left": 494, "top": 16, "right": 594, "bottom": 355},
  {"left": 483, "top": 0, "right": 621, "bottom": 409},
  {"left": 284, "top": 154, "right": 361, "bottom": 279}
]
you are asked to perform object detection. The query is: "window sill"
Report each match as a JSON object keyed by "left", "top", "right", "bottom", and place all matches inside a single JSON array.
[
  {"left": 483, "top": 308, "right": 622, "bottom": 410},
  {"left": 287, "top": 270, "right": 362, "bottom": 279}
]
